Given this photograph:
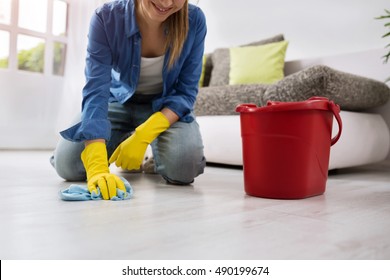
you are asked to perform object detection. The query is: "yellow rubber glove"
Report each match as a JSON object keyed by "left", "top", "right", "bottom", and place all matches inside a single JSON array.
[
  {"left": 81, "top": 141, "right": 126, "bottom": 200},
  {"left": 109, "top": 112, "right": 170, "bottom": 170}
]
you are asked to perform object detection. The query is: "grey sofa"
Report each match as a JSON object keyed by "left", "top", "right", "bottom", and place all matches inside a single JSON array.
[
  {"left": 193, "top": 39, "right": 390, "bottom": 168},
  {"left": 195, "top": 59, "right": 390, "bottom": 117}
]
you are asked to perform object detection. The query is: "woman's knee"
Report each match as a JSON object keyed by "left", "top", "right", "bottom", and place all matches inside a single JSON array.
[
  {"left": 155, "top": 143, "right": 206, "bottom": 184},
  {"left": 163, "top": 160, "right": 206, "bottom": 185},
  {"left": 52, "top": 139, "right": 86, "bottom": 181},
  {"left": 153, "top": 120, "right": 206, "bottom": 184}
]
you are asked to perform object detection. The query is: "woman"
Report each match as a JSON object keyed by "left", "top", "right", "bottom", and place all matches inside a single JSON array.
[{"left": 51, "top": 0, "right": 207, "bottom": 200}]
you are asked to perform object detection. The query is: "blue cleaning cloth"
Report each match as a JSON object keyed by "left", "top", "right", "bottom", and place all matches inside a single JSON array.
[{"left": 59, "top": 177, "right": 133, "bottom": 201}]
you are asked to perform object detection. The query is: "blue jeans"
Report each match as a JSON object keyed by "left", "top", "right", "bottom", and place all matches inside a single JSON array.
[{"left": 51, "top": 94, "right": 206, "bottom": 184}]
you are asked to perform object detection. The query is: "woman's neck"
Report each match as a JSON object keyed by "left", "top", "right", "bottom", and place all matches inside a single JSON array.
[
  {"left": 135, "top": 0, "right": 164, "bottom": 33},
  {"left": 135, "top": 1, "right": 167, "bottom": 57}
]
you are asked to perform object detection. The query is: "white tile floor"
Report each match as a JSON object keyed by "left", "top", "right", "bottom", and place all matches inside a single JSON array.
[{"left": 0, "top": 150, "right": 389, "bottom": 260}]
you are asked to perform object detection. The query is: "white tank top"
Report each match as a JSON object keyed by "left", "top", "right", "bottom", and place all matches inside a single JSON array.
[{"left": 135, "top": 55, "right": 164, "bottom": 95}]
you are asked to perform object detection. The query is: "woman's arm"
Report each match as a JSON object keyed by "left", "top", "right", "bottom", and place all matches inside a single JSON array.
[{"left": 161, "top": 107, "right": 179, "bottom": 125}]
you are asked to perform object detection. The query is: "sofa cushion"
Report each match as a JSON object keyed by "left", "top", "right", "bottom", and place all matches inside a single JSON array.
[
  {"left": 198, "top": 55, "right": 207, "bottom": 87},
  {"left": 194, "top": 84, "right": 269, "bottom": 116},
  {"left": 229, "top": 41, "right": 288, "bottom": 85},
  {"left": 262, "top": 65, "right": 390, "bottom": 110},
  {"left": 208, "top": 34, "right": 285, "bottom": 87},
  {"left": 201, "top": 54, "right": 213, "bottom": 87}
]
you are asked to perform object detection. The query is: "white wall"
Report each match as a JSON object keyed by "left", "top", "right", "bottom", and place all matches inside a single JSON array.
[
  {"left": 0, "top": 0, "right": 389, "bottom": 149},
  {"left": 197, "top": 0, "right": 389, "bottom": 60}
]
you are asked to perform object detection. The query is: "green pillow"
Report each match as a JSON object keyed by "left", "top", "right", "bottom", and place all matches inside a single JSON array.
[
  {"left": 198, "top": 55, "right": 207, "bottom": 87},
  {"left": 229, "top": 41, "right": 288, "bottom": 85}
]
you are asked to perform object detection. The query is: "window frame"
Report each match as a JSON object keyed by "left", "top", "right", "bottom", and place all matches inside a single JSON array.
[{"left": 0, "top": 0, "right": 69, "bottom": 76}]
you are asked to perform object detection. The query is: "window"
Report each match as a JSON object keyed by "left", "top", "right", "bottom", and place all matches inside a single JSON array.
[
  {"left": 0, "top": 0, "right": 68, "bottom": 76},
  {"left": 17, "top": 34, "right": 45, "bottom": 73},
  {"left": 18, "top": 0, "right": 48, "bottom": 33},
  {"left": 52, "top": 0, "right": 68, "bottom": 36},
  {"left": 0, "top": 30, "right": 9, "bottom": 68},
  {"left": 53, "top": 41, "right": 66, "bottom": 75},
  {"left": 0, "top": 0, "right": 11, "bottom": 25}
]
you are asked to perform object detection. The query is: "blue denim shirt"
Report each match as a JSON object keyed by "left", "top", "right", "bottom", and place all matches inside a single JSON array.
[{"left": 60, "top": 0, "right": 207, "bottom": 142}]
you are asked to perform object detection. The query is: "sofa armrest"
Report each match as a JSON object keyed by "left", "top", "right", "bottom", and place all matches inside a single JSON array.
[
  {"left": 194, "top": 84, "right": 268, "bottom": 116},
  {"left": 263, "top": 65, "right": 390, "bottom": 111}
]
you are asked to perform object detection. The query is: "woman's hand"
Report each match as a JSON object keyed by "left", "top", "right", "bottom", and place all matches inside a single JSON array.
[
  {"left": 81, "top": 141, "right": 126, "bottom": 200},
  {"left": 109, "top": 112, "right": 171, "bottom": 170}
]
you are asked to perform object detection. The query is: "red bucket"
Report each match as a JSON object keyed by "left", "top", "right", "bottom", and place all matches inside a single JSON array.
[{"left": 236, "top": 97, "right": 342, "bottom": 199}]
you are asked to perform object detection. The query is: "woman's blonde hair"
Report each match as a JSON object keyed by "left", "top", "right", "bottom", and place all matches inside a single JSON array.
[{"left": 164, "top": 0, "right": 189, "bottom": 69}]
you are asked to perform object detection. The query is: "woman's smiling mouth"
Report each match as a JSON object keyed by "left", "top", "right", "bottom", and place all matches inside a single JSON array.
[{"left": 151, "top": 1, "right": 173, "bottom": 15}]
